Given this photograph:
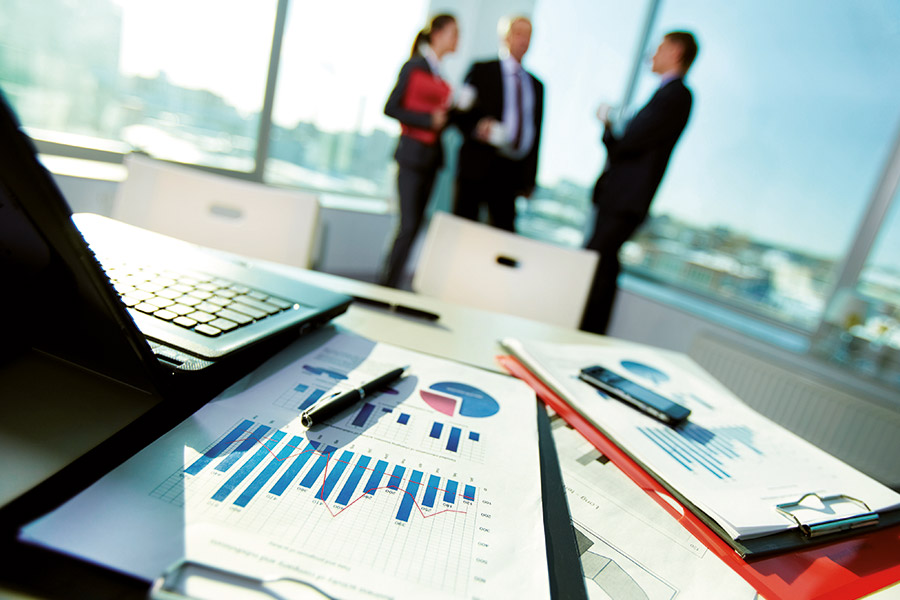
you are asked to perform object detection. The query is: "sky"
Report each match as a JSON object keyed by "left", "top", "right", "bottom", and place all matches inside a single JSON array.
[{"left": 113, "top": 0, "right": 900, "bottom": 268}]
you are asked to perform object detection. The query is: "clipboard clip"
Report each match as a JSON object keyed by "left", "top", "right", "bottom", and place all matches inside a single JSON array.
[
  {"left": 775, "top": 493, "right": 880, "bottom": 539},
  {"left": 149, "top": 559, "right": 338, "bottom": 600}
]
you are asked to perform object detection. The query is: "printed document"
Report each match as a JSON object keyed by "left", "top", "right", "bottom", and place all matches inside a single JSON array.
[
  {"left": 551, "top": 420, "right": 758, "bottom": 600},
  {"left": 503, "top": 338, "right": 900, "bottom": 541},
  {"left": 23, "top": 332, "right": 550, "bottom": 599}
]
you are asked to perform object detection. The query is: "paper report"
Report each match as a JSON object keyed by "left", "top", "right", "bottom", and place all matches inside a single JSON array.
[
  {"left": 551, "top": 419, "right": 758, "bottom": 600},
  {"left": 503, "top": 338, "right": 900, "bottom": 541},
  {"left": 23, "top": 332, "right": 550, "bottom": 599}
]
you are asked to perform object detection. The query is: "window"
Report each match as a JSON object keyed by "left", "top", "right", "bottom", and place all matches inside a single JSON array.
[
  {"left": 814, "top": 182, "right": 900, "bottom": 387},
  {"left": 619, "top": 0, "right": 900, "bottom": 332},
  {"left": 265, "top": 0, "right": 427, "bottom": 197},
  {"left": 519, "top": 0, "right": 653, "bottom": 246},
  {"left": 0, "top": 0, "right": 277, "bottom": 172}
]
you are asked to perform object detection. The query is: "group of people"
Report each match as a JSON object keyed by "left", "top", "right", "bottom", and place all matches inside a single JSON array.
[{"left": 380, "top": 13, "right": 698, "bottom": 336}]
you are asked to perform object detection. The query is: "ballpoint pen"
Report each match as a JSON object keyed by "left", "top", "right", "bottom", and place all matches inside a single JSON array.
[
  {"left": 300, "top": 365, "right": 408, "bottom": 427},
  {"left": 351, "top": 295, "right": 440, "bottom": 321}
]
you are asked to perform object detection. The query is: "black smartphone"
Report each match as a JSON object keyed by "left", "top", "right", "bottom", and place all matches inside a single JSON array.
[{"left": 578, "top": 365, "right": 691, "bottom": 425}]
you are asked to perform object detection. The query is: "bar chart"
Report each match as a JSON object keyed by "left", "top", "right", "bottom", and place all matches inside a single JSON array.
[
  {"left": 159, "top": 419, "right": 479, "bottom": 524},
  {"left": 637, "top": 423, "right": 763, "bottom": 479},
  {"left": 149, "top": 416, "right": 486, "bottom": 594},
  {"left": 422, "top": 419, "right": 485, "bottom": 462}
]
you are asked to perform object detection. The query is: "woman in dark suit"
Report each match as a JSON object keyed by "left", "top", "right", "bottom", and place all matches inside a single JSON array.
[{"left": 380, "top": 14, "right": 458, "bottom": 288}]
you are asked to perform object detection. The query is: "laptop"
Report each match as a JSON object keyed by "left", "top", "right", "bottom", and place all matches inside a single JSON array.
[{"left": 0, "top": 91, "right": 352, "bottom": 400}]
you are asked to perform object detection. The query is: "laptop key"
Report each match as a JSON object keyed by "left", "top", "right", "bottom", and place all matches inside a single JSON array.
[
  {"left": 147, "top": 296, "right": 175, "bottom": 309},
  {"left": 154, "top": 309, "right": 177, "bottom": 321},
  {"left": 195, "top": 324, "right": 222, "bottom": 336},
  {"left": 188, "top": 290, "right": 214, "bottom": 300},
  {"left": 266, "top": 297, "right": 293, "bottom": 309},
  {"left": 169, "top": 304, "right": 195, "bottom": 316},
  {"left": 208, "top": 296, "right": 232, "bottom": 307},
  {"left": 173, "top": 316, "right": 198, "bottom": 328},
  {"left": 209, "top": 318, "right": 238, "bottom": 332},
  {"left": 216, "top": 308, "right": 254, "bottom": 325},
  {"left": 157, "top": 288, "right": 183, "bottom": 300},
  {"left": 188, "top": 311, "right": 216, "bottom": 323},
  {"left": 194, "top": 301, "right": 222, "bottom": 314},
  {"left": 135, "top": 302, "right": 158, "bottom": 314},
  {"left": 234, "top": 296, "right": 281, "bottom": 315},
  {"left": 229, "top": 302, "right": 267, "bottom": 320}
]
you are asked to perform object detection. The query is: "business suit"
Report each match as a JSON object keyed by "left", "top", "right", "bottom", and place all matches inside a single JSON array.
[
  {"left": 581, "top": 77, "right": 693, "bottom": 333},
  {"left": 381, "top": 54, "right": 450, "bottom": 287},
  {"left": 454, "top": 59, "right": 544, "bottom": 232}
]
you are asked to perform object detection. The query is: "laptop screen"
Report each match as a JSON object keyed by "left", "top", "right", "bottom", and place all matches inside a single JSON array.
[{"left": 0, "top": 91, "right": 162, "bottom": 395}]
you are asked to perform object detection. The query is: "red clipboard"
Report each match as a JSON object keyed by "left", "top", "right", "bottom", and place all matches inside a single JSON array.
[
  {"left": 498, "top": 354, "right": 900, "bottom": 600},
  {"left": 400, "top": 68, "right": 451, "bottom": 145}
]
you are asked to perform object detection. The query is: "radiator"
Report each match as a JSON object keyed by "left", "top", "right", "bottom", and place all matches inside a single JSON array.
[{"left": 688, "top": 333, "right": 900, "bottom": 489}]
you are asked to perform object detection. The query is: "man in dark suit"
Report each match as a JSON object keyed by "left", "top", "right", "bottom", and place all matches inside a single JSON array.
[
  {"left": 453, "top": 16, "right": 544, "bottom": 232},
  {"left": 580, "top": 31, "right": 698, "bottom": 334}
]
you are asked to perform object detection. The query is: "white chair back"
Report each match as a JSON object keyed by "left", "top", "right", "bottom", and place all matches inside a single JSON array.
[
  {"left": 412, "top": 212, "right": 599, "bottom": 328},
  {"left": 112, "top": 154, "right": 320, "bottom": 268}
]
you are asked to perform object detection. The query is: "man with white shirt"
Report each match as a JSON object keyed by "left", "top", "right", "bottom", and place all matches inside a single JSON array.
[
  {"left": 453, "top": 15, "right": 544, "bottom": 232},
  {"left": 581, "top": 31, "right": 698, "bottom": 334}
]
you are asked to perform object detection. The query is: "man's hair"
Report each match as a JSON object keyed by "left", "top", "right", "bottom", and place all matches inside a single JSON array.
[
  {"left": 665, "top": 31, "right": 698, "bottom": 72},
  {"left": 497, "top": 15, "right": 531, "bottom": 39}
]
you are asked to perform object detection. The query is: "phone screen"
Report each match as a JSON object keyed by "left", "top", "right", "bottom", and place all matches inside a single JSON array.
[{"left": 579, "top": 366, "right": 690, "bottom": 424}]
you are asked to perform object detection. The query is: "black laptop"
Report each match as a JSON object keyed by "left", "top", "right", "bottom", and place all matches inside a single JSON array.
[{"left": 0, "top": 91, "right": 352, "bottom": 399}]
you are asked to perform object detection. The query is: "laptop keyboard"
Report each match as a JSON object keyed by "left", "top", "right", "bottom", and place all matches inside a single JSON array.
[{"left": 101, "top": 261, "right": 295, "bottom": 337}]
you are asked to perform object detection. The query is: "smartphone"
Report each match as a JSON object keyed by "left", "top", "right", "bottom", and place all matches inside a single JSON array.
[{"left": 578, "top": 365, "right": 691, "bottom": 425}]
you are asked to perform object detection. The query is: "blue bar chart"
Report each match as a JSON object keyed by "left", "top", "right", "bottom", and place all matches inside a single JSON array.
[
  {"left": 637, "top": 423, "right": 763, "bottom": 479},
  {"left": 182, "top": 420, "right": 477, "bottom": 525},
  {"left": 447, "top": 426, "right": 462, "bottom": 452},
  {"left": 425, "top": 420, "right": 482, "bottom": 455},
  {"left": 352, "top": 403, "right": 376, "bottom": 427}
]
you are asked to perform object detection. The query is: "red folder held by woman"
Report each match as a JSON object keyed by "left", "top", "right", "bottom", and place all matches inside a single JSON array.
[{"left": 400, "top": 69, "right": 451, "bottom": 145}]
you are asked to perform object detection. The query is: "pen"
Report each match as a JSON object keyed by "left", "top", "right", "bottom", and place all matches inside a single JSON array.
[
  {"left": 351, "top": 295, "right": 440, "bottom": 321},
  {"left": 300, "top": 366, "right": 408, "bottom": 427}
]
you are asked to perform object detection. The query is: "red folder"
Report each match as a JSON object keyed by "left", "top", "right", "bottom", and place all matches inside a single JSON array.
[
  {"left": 400, "top": 68, "right": 451, "bottom": 145},
  {"left": 498, "top": 354, "right": 900, "bottom": 600}
]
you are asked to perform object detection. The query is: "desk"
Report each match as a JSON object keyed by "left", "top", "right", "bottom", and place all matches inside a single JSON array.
[{"left": 0, "top": 268, "right": 597, "bottom": 599}]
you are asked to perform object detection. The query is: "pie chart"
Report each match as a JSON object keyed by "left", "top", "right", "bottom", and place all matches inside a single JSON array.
[
  {"left": 620, "top": 360, "right": 669, "bottom": 384},
  {"left": 420, "top": 381, "right": 499, "bottom": 418}
]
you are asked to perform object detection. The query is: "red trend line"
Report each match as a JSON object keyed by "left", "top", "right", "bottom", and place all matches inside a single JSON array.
[{"left": 207, "top": 433, "right": 471, "bottom": 521}]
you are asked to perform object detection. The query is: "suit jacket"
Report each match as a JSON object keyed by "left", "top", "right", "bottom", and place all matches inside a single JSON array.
[
  {"left": 456, "top": 59, "right": 544, "bottom": 193},
  {"left": 593, "top": 77, "right": 692, "bottom": 218},
  {"left": 384, "top": 55, "right": 449, "bottom": 171}
]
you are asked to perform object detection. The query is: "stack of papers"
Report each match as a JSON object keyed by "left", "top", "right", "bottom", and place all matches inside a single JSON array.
[
  {"left": 22, "top": 332, "right": 551, "bottom": 599},
  {"left": 502, "top": 338, "right": 900, "bottom": 545},
  {"left": 551, "top": 419, "right": 758, "bottom": 599}
]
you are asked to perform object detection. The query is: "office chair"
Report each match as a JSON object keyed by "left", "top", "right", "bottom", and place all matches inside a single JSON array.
[
  {"left": 412, "top": 212, "right": 599, "bottom": 328},
  {"left": 112, "top": 154, "right": 321, "bottom": 269}
]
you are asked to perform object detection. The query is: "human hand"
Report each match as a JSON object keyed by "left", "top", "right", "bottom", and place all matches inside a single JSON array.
[
  {"left": 596, "top": 103, "right": 614, "bottom": 124},
  {"left": 431, "top": 109, "right": 449, "bottom": 130},
  {"left": 474, "top": 117, "right": 497, "bottom": 142}
]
